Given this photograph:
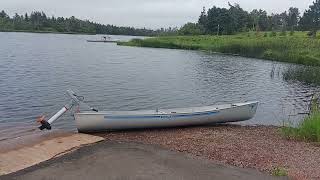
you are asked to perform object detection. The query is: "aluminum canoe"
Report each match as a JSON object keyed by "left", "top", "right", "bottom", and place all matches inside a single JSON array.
[{"left": 74, "top": 101, "right": 258, "bottom": 132}]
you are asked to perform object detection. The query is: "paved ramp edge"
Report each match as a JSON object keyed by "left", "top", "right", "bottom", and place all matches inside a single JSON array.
[{"left": 0, "top": 133, "right": 104, "bottom": 175}]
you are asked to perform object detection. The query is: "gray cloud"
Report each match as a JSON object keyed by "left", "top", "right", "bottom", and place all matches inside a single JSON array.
[{"left": 0, "top": 0, "right": 314, "bottom": 29}]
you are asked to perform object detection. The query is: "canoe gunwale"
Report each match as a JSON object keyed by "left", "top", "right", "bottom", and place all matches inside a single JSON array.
[{"left": 75, "top": 101, "right": 258, "bottom": 117}]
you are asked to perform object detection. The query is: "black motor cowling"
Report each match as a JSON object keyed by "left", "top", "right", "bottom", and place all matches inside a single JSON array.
[{"left": 39, "top": 120, "right": 52, "bottom": 130}]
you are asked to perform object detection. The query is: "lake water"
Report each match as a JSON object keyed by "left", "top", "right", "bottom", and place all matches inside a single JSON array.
[{"left": 0, "top": 32, "right": 318, "bottom": 140}]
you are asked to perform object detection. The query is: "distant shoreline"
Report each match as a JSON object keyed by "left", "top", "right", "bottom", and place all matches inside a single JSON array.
[
  {"left": 118, "top": 32, "right": 320, "bottom": 66},
  {"left": 0, "top": 30, "right": 148, "bottom": 36},
  {"left": 0, "top": 29, "right": 97, "bottom": 35}
]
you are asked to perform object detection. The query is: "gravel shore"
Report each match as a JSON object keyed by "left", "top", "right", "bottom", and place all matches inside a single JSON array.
[{"left": 94, "top": 125, "right": 320, "bottom": 179}]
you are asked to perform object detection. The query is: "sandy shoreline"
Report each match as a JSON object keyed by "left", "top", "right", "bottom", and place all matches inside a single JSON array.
[{"left": 94, "top": 125, "right": 320, "bottom": 179}]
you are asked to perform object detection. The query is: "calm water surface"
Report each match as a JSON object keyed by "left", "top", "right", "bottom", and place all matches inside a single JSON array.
[{"left": 0, "top": 32, "right": 318, "bottom": 140}]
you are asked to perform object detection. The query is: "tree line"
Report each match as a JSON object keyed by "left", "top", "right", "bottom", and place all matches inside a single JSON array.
[
  {"left": 0, "top": 10, "right": 177, "bottom": 36},
  {"left": 179, "top": 0, "right": 320, "bottom": 37},
  {"left": 2, "top": 0, "right": 319, "bottom": 37}
]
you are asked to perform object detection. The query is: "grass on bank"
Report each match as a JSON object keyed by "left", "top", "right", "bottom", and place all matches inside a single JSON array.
[
  {"left": 282, "top": 99, "right": 320, "bottom": 142},
  {"left": 283, "top": 66, "right": 320, "bottom": 85},
  {"left": 118, "top": 31, "right": 320, "bottom": 66},
  {"left": 282, "top": 111, "right": 320, "bottom": 142},
  {"left": 271, "top": 167, "right": 288, "bottom": 176}
]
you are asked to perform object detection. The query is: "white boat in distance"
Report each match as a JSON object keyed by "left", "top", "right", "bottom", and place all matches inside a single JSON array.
[
  {"left": 38, "top": 90, "right": 258, "bottom": 132},
  {"left": 87, "top": 36, "right": 118, "bottom": 43}
]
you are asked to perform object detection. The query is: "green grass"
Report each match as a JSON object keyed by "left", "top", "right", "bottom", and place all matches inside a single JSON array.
[
  {"left": 271, "top": 167, "right": 288, "bottom": 176},
  {"left": 118, "top": 31, "right": 320, "bottom": 66},
  {"left": 282, "top": 105, "right": 320, "bottom": 142},
  {"left": 283, "top": 66, "right": 320, "bottom": 85}
]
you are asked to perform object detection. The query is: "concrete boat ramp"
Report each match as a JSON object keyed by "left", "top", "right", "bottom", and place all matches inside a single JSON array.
[
  {"left": 0, "top": 133, "right": 286, "bottom": 180},
  {"left": 0, "top": 132, "right": 104, "bottom": 175}
]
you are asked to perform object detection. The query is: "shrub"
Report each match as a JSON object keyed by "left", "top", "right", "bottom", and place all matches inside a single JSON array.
[
  {"left": 307, "top": 30, "right": 317, "bottom": 38},
  {"left": 290, "top": 30, "right": 294, "bottom": 36},
  {"left": 271, "top": 167, "right": 288, "bottom": 176},
  {"left": 270, "top": 31, "right": 277, "bottom": 37},
  {"left": 280, "top": 30, "right": 287, "bottom": 36}
]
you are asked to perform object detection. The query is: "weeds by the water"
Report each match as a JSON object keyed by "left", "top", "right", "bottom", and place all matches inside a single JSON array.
[
  {"left": 282, "top": 96, "right": 320, "bottom": 142},
  {"left": 118, "top": 32, "right": 320, "bottom": 66},
  {"left": 282, "top": 112, "right": 320, "bottom": 142},
  {"left": 283, "top": 66, "right": 320, "bottom": 85},
  {"left": 271, "top": 167, "right": 288, "bottom": 176}
]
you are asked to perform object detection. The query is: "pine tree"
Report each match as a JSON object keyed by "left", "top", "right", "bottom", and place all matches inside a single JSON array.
[
  {"left": 198, "top": 6, "right": 207, "bottom": 33},
  {"left": 301, "top": 0, "right": 320, "bottom": 37}
]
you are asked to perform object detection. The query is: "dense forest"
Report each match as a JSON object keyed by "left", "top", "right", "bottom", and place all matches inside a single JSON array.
[
  {"left": 0, "top": 10, "right": 177, "bottom": 36},
  {"left": 179, "top": 0, "right": 320, "bottom": 37}
]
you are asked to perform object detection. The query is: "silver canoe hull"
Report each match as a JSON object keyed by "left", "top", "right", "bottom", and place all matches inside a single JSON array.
[{"left": 74, "top": 101, "right": 258, "bottom": 132}]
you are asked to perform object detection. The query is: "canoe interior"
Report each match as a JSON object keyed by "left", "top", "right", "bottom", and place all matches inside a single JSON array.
[{"left": 78, "top": 102, "right": 256, "bottom": 116}]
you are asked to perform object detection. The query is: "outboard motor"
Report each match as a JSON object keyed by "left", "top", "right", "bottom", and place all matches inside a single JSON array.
[{"left": 37, "top": 90, "right": 97, "bottom": 130}]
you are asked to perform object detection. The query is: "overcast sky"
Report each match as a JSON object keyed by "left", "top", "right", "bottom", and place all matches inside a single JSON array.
[{"left": 0, "top": 0, "right": 314, "bottom": 29}]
